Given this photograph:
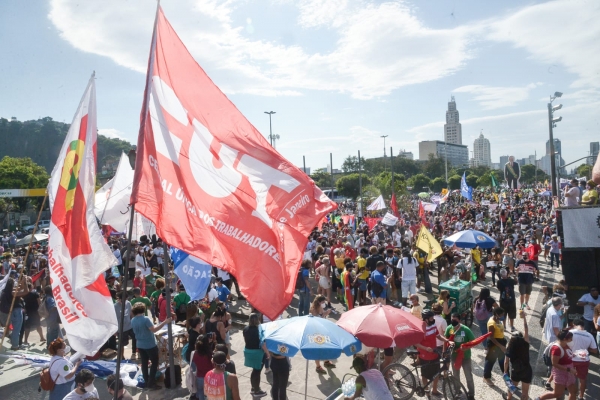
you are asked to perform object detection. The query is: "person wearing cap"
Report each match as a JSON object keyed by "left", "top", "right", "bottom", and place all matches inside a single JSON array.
[
  {"left": 145, "top": 267, "right": 162, "bottom": 296},
  {"left": 581, "top": 180, "right": 598, "bottom": 205},
  {"left": 345, "top": 357, "right": 393, "bottom": 400},
  {"left": 415, "top": 309, "right": 450, "bottom": 396},
  {"left": 204, "top": 350, "right": 241, "bottom": 400},
  {"left": 563, "top": 178, "right": 580, "bottom": 207}
]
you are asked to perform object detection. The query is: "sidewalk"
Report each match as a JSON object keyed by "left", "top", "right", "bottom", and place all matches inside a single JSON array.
[{"left": 1, "top": 258, "right": 598, "bottom": 399}]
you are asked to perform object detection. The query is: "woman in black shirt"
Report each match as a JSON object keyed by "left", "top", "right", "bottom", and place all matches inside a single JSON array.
[
  {"left": 23, "top": 283, "right": 45, "bottom": 344},
  {"left": 243, "top": 313, "right": 269, "bottom": 397}
]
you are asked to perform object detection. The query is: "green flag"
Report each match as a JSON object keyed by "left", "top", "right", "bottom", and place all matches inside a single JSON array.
[{"left": 491, "top": 173, "right": 498, "bottom": 188}]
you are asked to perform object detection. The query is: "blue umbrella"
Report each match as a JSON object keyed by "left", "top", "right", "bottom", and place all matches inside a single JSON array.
[
  {"left": 260, "top": 315, "right": 362, "bottom": 399},
  {"left": 442, "top": 229, "right": 497, "bottom": 249},
  {"left": 540, "top": 190, "right": 552, "bottom": 197}
]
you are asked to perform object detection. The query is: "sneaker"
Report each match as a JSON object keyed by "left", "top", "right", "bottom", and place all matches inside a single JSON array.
[
  {"left": 251, "top": 390, "right": 267, "bottom": 397},
  {"left": 542, "top": 380, "right": 552, "bottom": 391},
  {"left": 483, "top": 378, "right": 495, "bottom": 387},
  {"left": 19, "top": 344, "right": 28, "bottom": 350},
  {"left": 264, "top": 368, "right": 271, "bottom": 374},
  {"left": 510, "top": 326, "right": 517, "bottom": 332}
]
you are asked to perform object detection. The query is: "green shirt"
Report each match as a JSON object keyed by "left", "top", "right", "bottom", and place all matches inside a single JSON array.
[
  {"left": 444, "top": 324, "right": 475, "bottom": 360},
  {"left": 145, "top": 275, "right": 163, "bottom": 295},
  {"left": 174, "top": 292, "right": 190, "bottom": 308},
  {"left": 150, "top": 289, "right": 162, "bottom": 302},
  {"left": 130, "top": 296, "right": 152, "bottom": 316}
]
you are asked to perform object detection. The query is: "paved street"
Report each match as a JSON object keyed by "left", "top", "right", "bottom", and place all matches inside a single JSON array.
[{"left": 1, "top": 258, "right": 598, "bottom": 399}]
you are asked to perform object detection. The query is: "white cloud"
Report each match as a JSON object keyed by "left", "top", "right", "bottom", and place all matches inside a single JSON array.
[
  {"left": 486, "top": 0, "right": 600, "bottom": 90},
  {"left": 453, "top": 83, "right": 541, "bottom": 110},
  {"left": 98, "top": 128, "right": 127, "bottom": 140}
]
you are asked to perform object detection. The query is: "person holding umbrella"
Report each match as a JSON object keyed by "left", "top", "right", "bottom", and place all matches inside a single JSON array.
[{"left": 344, "top": 357, "right": 393, "bottom": 400}]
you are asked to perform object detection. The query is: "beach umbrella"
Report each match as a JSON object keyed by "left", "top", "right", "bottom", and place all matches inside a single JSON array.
[
  {"left": 418, "top": 192, "right": 429, "bottom": 198},
  {"left": 15, "top": 234, "right": 48, "bottom": 247},
  {"left": 260, "top": 315, "right": 361, "bottom": 399},
  {"left": 442, "top": 229, "right": 496, "bottom": 249}
]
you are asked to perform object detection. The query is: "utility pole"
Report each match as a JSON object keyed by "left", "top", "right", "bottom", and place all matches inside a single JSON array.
[
  {"left": 303, "top": 155, "right": 306, "bottom": 174},
  {"left": 358, "top": 150, "right": 362, "bottom": 217},
  {"left": 547, "top": 92, "right": 563, "bottom": 197},
  {"left": 330, "top": 153, "right": 335, "bottom": 200},
  {"left": 381, "top": 135, "right": 388, "bottom": 171},
  {"left": 444, "top": 140, "right": 448, "bottom": 185},
  {"left": 264, "top": 111, "right": 276, "bottom": 146},
  {"left": 390, "top": 146, "right": 394, "bottom": 195}
]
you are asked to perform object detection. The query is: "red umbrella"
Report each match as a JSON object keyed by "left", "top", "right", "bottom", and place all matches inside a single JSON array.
[{"left": 337, "top": 304, "right": 425, "bottom": 348}]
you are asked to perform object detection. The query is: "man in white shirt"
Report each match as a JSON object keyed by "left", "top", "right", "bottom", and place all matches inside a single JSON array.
[
  {"left": 563, "top": 178, "right": 580, "bottom": 207},
  {"left": 392, "top": 230, "right": 402, "bottom": 247},
  {"left": 153, "top": 244, "right": 164, "bottom": 270},
  {"left": 404, "top": 228, "right": 414, "bottom": 245},
  {"left": 135, "top": 248, "right": 151, "bottom": 277},
  {"left": 576, "top": 287, "right": 600, "bottom": 334},
  {"left": 543, "top": 297, "right": 564, "bottom": 343},
  {"left": 569, "top": 319, "right": 598, "bottom": 400}
]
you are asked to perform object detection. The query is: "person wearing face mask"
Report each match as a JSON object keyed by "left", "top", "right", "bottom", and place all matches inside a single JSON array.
[
  {"left": 543, "top": 297, "right": 565, "bottom": 343},
  {"left": 145, "top": 267, "right": 163, "bottom": 297},
  {"left": 444, "top": 313, "right": 475, "bottom": 400},
  {"left": 63, "top": 369, "right": 99, "bottom": 399},
  {"left": 535, "top": 329, "right": 577, "bottom": 400},
  {"left": 415, "top": 310, "right": 450, "bottom": 396},
  {"left": 47, "top": 338, "right": 82, "bottom": 400},
  {"left": 483, "top": 307, "right": 507, "bottom": 387}
]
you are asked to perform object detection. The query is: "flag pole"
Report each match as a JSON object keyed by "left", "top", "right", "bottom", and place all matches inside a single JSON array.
[
  {"left": 113, "top": 204, "right": 135, "bottom": 399},
  {"left": 162, "top": 240, "right": 177, "bottom": 388},
  {"left": 0, "top": 192, "right": 47, "bottom": 351}
]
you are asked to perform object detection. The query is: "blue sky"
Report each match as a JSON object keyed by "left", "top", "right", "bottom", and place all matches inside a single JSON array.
[{"left": 1, "top": 0, "right": 599, "bottom": 171}]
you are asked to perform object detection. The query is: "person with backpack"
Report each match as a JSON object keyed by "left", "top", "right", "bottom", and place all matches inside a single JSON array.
[
  {"left": 174, "top": 285, "right": 191, "bottom": 322},
  {"left": 296, "top": 259, "right": 312, "bottom": 316},
  {"left": 473, "top": 288, "right": 498, "bottom": 348},
  {"left": 504, "top": 310, "right": 532, "bottom": 400},
  {"left": 398, "top": 249, "right": 417, "bottom": 306},
  {"left": 536, "top": 329, "right": 577, "bottom": 400},
  {"left": 496, "top": 269, "right": 518, "bottom": 332},
  {"left": 45, "top": 338, "right": 82, "bottom": 400}
]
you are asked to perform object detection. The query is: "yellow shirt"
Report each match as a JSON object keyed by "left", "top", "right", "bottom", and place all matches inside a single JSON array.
[
  {"left": 471, "top": 249, "right": 481, "bottom": 264},
  {"left": 413, "top": 251, "right": 425, "bottom": 267},
  {"left": 410, "top": 304, "right": 423, "bottom": 319},
  {"left": 487, "top": 317, "right": 504, "bottom": 339},
  {"left": 582, "top": 189, "right": 598, "bottom": 205},
  {"left": 357, "top": 256, "right": 369, "bottom": 279},
  {"left": 334, "top": 256, "right": 345, "bottom": 272}
]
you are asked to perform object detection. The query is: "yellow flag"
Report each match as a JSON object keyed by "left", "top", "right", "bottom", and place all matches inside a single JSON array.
[
  {"left": 416, "top": 226, "right": 443, "bottom": 262},
  {"left": 493, "top": 193, "right": 499, "bottom": 203},
  {"left": 440, "top": 188, "right": 448, "bottom": 196}
]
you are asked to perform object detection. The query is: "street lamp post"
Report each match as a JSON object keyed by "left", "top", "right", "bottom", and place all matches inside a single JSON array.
[
  {"left": 547, "top": 92, "right": 563, "bottom": 197},
  {"left": 264, "top": 111, "right": 276, "bottom": 146}
]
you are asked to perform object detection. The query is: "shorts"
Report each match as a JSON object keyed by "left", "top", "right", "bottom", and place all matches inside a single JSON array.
[
  {"left": 401, "top": 279, "right": 416, "bottom": 298},
  {"left": 332, "top": 275, "right": 342, "bottom": 291},
  {"left": 420, "top": 358, "right": 441, "bottom": 380},
  {"left": 372, "top": 290, "right": 387, "bottom": 299},
  {"left": 519, "top": 283, "right": 533, "bottom": 295},
  {"left": 319, "top": 276, "right": 331, "bottom": 289},
  {"left": 501, "top": 300, "right": 517, "bottom": 320},
  {"left": 552, "top": 363, "right": 576, "bottom": 387},
  {"left": 121, "top": 329, "right": 135, "bottom": 346},
  {"left": 573, "top": 360, "right": 590, "bottom": 380},
  {"left": 384, "top": 347, "right": 394, "bottom": 357},
  {"left": 357, "top": 279, "right": 367, "bottom": 291},
  {"left": 510, "top": 365, "right": 533, "bottom": 384}
]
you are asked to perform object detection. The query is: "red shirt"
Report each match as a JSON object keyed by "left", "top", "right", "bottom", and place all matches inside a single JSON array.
[
  {"left": 526, "top": 244, "right": 541, "bottom": 261},
  {"left": 418, "top": 324, "right": 439, "bottom": 361},
  {"left": 550, "top": 345, "right": 573, "bottom": 365}
]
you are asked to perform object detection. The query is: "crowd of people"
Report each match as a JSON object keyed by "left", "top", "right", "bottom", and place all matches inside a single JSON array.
[{"left": 1, "top": 173, "right": 600, "bottom": 400}]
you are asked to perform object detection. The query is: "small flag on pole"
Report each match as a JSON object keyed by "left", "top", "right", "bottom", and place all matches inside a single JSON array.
[{"left": 416, "top": 226, "right": 443, "bottom": 262}]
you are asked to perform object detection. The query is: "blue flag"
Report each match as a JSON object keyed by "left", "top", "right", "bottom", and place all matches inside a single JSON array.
[
  {"left": 170, "top": 248, "right": 213, "bottom": 301},
  {"left": 460, "top": 172, "right": 473, "bottom": 201}
]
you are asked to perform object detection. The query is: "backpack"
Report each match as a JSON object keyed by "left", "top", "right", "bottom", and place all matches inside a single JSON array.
[
  {"left": 474, "top": 299, "right": 489, "bottom": 321},
  {"left": 39, "top": 359, "right": 59, "bottom": 391},
  {"left": 542, "top": 343, "right": 564, "bottom": 367},
  {"left": 295, "top": 269, "right": 306, "bottom": 290},
  {"left": 539, "top": 301, "right": 551, "bottom": 328},
  {"left": 38, "top": 296, "right": 49, "bottom": 319}
]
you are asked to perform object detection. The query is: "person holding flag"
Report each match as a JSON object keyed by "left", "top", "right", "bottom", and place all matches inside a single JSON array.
[
  {"left": 445, "top": 312, "right": 480, "bottom": 400},
  {"left": 461, "top": 172, "right": 473, "bottom": 201}
]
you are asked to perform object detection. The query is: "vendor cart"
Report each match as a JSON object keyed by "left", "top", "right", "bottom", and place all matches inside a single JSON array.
[{"left": 425, "top": 279, "right": 474, "bottom": 327}]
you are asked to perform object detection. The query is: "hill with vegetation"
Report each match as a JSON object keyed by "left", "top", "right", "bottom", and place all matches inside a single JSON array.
[{"left": 0, "top": 117, "right": 132, "bottom": 173}]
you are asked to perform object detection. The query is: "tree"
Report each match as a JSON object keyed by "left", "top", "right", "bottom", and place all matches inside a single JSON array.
[
  {"left": 431, "top": 177, "right": 447, "bottom": 192},
  {"left": 0, "top": 156, "right": 49, "bottom": 213},
  {"left": 310, "top": 169, "right": 331, "bottom": 188},
  {"left": 466, "top": 174, "right": 479, "bottom": 188},
  {"left": 576, "top": 163, "right": 592, "bottom": 179},
  {"left": 336, "top": 173, "right": 370, "bottom": 199},
  {"left": 477, "top": 174, "right": 492, "bottom": 188},
  {"left": 520, "top": 164, "right": 548, "bottom": 183},
  {"left": 372, "top": 171, "right": 406, "bottom": 198},
  {"left": 448, "top": 174, "right": 461, "bottom": 190},
  {"left": 407, "top": 173, "right": 431, "bottom": 193},
  {"left": 422, "top": 154, "right": 446, "bottom": 179},
  {"left": 341, "top": 155, "right": 365, "bottom": 173},
  {"left": 361, "top": 184, "right": 381, "bottom": 200}
]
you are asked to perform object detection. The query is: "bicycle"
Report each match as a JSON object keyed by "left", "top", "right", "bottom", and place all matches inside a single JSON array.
[{"left": 381, "top": 344, "right": 470, "bottom": 400}]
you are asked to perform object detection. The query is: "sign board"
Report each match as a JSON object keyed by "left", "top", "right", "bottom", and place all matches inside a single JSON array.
[{"left": 0, "top": 189, "right": 46, "bottom": 197}]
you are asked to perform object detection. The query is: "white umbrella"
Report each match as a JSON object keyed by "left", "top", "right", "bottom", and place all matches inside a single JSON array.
[{"left": 15, "top": 234, "right": 48, "bottom": 247}]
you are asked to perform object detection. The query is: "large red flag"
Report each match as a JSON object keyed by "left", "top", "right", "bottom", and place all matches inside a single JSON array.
[
  {"left": 390, "top": 193, "right": 399, "bottom": 217},
  {"left": 419, "top": 200, "right": 426, "bottom": 224},
  {"left": 131, "top": 7, "right": 337, "bottom": 319}
]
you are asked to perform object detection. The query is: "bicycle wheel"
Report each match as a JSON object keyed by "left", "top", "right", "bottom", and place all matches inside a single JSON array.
[
  {"left": 381, "top": 363, "right": 416, "bottom": 400},
  {"left": 442, "top": 375, "right": 469, "bottom": 400}
]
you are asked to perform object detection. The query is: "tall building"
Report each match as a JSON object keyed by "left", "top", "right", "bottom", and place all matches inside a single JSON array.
[
  {"left": 546, "top": 138, "right": 562, "bottom": 156},
  {"left": 499, "top": 155, "right": 509, "bottom": 167},
  {"left": 444, "top": 96, "right": 462, "bottom": 145},
  {"left": 472, "top": 132, "right": 491, "bottom": 168},
  {"left": 590, "top": 142, "right": 599, "bottom": 165},
  {"left": 419, "top": 140, "right": 468, "bottom": 167}
]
